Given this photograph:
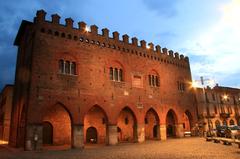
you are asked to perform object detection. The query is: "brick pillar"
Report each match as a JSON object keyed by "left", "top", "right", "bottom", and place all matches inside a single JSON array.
[
  {"left": 176, "top": 124, "right": 184, "bottom": 138},
  {"left": 72, "top": 124, "right": 84, "bottom": 149},
  {"left": 160, "top": 124, "right": 166, "bottom": 140},
  {"left": 137, "top": 124, "right": 145, "bottom": 143},
  {"left": 156, "top": 124, "right": 161, "bottom": 140},
  {"left": 108, "top": 124, "right": 118, "bottom": 145},
  {"left": 25, "top": 124, "right": 42, "bottom": 151}
]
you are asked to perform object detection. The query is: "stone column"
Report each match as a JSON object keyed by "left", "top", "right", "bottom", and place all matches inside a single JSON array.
[
  {"left": 108, "top": 124, "right": 118, "bottom": 145},
  {"left": 176, "top": 124, "right": 184, "bottom": 138},
  {"left": 72, "top": 124, "right": 84, "bottom": 149},
  {"left": 160, "top": 124, "right": 166, "bottom": 140},
  {"left": 25, "top": 123, "right": 42, "bottom": 151},
  {"left": 137, "top": 124, "right": 145, "bottom": 143}
]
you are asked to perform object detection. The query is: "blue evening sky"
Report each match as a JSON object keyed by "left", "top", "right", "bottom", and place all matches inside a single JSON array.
[{"left": 0, "top": 0, "right": 240, "bottom": 90}]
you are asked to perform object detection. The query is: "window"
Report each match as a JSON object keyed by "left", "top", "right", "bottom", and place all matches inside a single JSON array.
[
  {"left": 214, "top": 105, "right": 218, "bottom": 114},
  {"left": 132, "top": 75, "right": 143, "bottom": 88},
  {"left": 114, "top": 68, "right": 118, "bottom": 81},
  {"left": 230, "top": 119, "right": 234, "bottom": 125},
  {"left": 148, "top": 75, "right": 151, "bottom": 85},
  {"left": 70, "top": 62, "right": 76, "bottom": 75},
  {"left": 110, "top": 67, "right": 123, "bottom": 82},
  {"left": 58, "top": 59, "right": 76, "bottom": 75},
  {"left": 177, "top": 81, "right": 185, "bottom": 92},
  {"left": 223, "top": 120, "right": 227, "bottom": 126},
  {"left": 110, "top": 67, "right": 113, "bottom": 80},
  {"left": 155, "top": 76, "right": 159, "bottom": 87},
  {"left": 65, "top": 61, "right": 70, "bottom": 74},
  {"left": 119, "top": 69, "right": 123, "bottom": 81},
  {"left": 212, "top": 93, "right": 215, "bottom": 101},
  {"left": 59, "top": 59, "right": 64, "bottom": 73},
  {"left": 215, "top": 120, "right": 220, "bottom": 127},
  {"left": 148, "top": 74, "right": 160, "bottom": 87}
]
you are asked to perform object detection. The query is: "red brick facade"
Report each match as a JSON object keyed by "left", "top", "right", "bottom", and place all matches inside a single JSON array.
[{"left": 9, "top": 10, "right": 197, "bottom": 150}]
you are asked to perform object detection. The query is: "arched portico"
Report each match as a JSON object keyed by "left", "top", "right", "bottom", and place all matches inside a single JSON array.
[
  {"left": 43, "top": 103, "right": 72, "bottom": 147},
  {"left": 144, "top": 108, "right": 160, "bottom": 140},
  {"left": 84, "top": 105, "right": 108, "bottom": 144},
  {"left": 166, "top": 109, "right": 178, "bottom": 138},
  {"left": 117, "top": 107, "right": 137, "bottom": 142},
  {"left": 183, "top": 110, "right": 193, "bottom": 132}
]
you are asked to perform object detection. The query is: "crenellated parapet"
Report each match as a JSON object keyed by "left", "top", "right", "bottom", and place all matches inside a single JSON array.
[{"left": 33, "top": 10, "right": 189, "bottom": 68}]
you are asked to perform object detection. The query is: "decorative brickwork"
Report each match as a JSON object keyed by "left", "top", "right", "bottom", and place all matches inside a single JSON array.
[{"left": 9, "top": 10, "right": 197, "bottom": 150}]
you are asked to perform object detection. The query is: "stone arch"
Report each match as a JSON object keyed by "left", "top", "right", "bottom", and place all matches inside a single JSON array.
[
  {"left": 166, "top": 109, "right": 178, "bottom": 138},
  {"left": 183, "top": 110, "right": 193, "bottom": 132},
  {"left": 43, "top": 103, "right": 72, "bottom": 146},
  {"left": 117, "top": 106, "right": 137, "bottom": 142},
  {"left": 215, "top": 120, "right": 221, "bottom": 128},
  {"left": 144, "top": 108, "right": 160, "bottom": 140},
  {"left": 229, "top": 119, "right": 235, "bottom": 125},
  {"left": 84, "top": 105, "right": 108, "bottom": 144},
  {"left": 222, "top": 119, "right": 228, "bottom": 126},
  {"left": 86, "top": 127, "right": 98, "bottom": 144}
]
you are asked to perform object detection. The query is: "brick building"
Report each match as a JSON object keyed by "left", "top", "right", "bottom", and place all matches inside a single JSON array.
[
  {"left": 0, "top": 85, "right": 13, "bottom": 142},
  {"left": 194, "top": 85, "right": 240, "bottom": 134},
  {"left": 9, "top": 10, "right": 197, "bottom": 150}
]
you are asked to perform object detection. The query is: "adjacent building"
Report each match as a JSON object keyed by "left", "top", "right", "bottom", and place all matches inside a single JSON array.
[
  {"left": 194, "top": 85, "right": 240, "bottom": 134},
  {"left": 0, "top": 85, "right": 14, "bottom": 142}
]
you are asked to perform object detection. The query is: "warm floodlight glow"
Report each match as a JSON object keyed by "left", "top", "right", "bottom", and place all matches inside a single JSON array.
[
  {"left": 85, "top": 26, "right": 90, "bottom": 32},
  {"left": 223, "top": 94, "right": 228, "bottom": 100},
  {"left": 0, "top": 140, "right": 8, "bottom": 144},
  {"left": 191, "top": 80, "right": 199, "bottom": 88}
]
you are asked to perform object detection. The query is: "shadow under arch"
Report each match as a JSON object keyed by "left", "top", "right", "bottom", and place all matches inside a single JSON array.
[
  {"left": 166, "top": 109, "right": 178, "bottom": 138},
  {"left": 84, "top": 105, "right": 109, "bottom": 144},
  {"left": 144, "top": 108, "right": 160, "bottom": 140},
  {"left": 42, "top": 102, "right": 73, "bottom": 148},
  {"left": 117, "top": 106, "right": 138, "bottom": 142},
  {"left": 183, "top": 110, "right": 194, "bottom": 132}
]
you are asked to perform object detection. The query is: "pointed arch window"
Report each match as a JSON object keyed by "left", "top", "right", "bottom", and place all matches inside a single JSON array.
[
  {"left": 119, "top": 69, "right": 123, "bottom": 81},
  {"left": 148, "top": 74, "right": 160, "bottom": 87},
  {"left": 65, "top": 61, "right": 70, "bottom": 74},
  {"left": 59, "top": 59, "right": 64, "bottom": 73},
  {"left": 114, "top": 68, "right": 118, "bottom": 81},
  {"left": 70, "top": 62, "right": 76, "bottom": 75},
  {"left": 110, "top": 67, "right": 113, "bottom": 80},
  {"left": 58, "top": 59, "right": 77, "bottom": 75},
  {"left": 110, "top": 67, "right": 124, "bottom": 82}
]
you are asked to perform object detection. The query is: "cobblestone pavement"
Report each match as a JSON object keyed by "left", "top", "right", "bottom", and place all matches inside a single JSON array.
[{"left": 0, "top": 137, "right": 239, "bottom": 159}]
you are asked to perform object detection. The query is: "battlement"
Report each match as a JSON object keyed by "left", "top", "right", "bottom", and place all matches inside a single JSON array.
[{"left": 33, "top": 10, "right": 189, "bottom": 67}]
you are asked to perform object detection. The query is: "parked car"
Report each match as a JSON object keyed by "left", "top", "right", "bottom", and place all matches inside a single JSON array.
[
  {"left": 216, "top": 125, "right": 228, "bottom": 137},
  {"left": 224, "top": 125, "right": 240, "bottom": 139}
]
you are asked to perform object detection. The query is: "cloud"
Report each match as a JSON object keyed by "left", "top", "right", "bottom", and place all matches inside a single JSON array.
[
  {"left": 181, "top": 0, "right": 240, "bottom": 87},
  {"left": 142, "top": 0, "right": 179, "bottom": 17}
]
